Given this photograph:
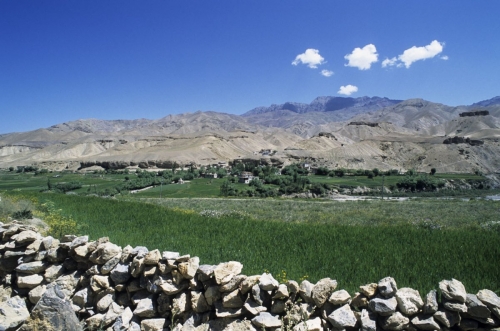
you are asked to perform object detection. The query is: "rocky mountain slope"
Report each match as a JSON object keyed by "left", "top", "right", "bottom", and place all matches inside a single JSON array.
[{"left": 1, "top": 96, "right": 499, "bottom": 173}]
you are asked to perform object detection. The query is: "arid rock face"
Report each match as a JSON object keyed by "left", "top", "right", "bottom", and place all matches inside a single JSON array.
[{"left": 1, "top": 220, "right": 499, "bottom": 331}]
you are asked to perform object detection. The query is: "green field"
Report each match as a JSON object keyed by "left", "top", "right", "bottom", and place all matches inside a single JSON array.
[
  {"left": 0, "top": 169, "right": 491, "bottom": 198},
  {"left": 1, "top": 191, "right": 499, "bottom": 295},
  {"left": 1, "top": 169, "right": 499, "bottom": 295},
  {"left": 132, "top": 178, "right": 223, "bottom": 198}
]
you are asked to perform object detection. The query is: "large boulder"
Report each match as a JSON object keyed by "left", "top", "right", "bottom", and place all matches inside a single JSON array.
[
  {"left": 439, "top": 278, "right": 467, "bottom": 303},
  {"left": 380, "top": 312, "right": 409, "bottom": 331},
  {"left": 214, "top": 261, "right": 243, "bottom": 285},
  {"left": 395, "top": 287, "right": 424, "bottom": 315},
  {"left": 423, "top": 290, "right": 438, "bottom": 314},
  {"left": 327, "top": 304, "right": 357, "bottom": 329},
  {"left": 259, "top": 273, "right": 279, "bottom": 291},
  {"left": 311, "top": 278, "right": 337, "bottom": 307},
  {"left": 251, "top": 312, "right": 281, "bottom": 328},
  {"left": 20, "top": 283, "right": 82, "bottom": 331},
  {"left": 378, "top": 277, "right": 397, "bottom": 298},
  {"left": 0, "top": 296, "right": 30, "bottom": 330},
  {"left": 360, "top": 309, "right": 377, "bottom": 331},
  {"left": 410, "top": 315, "right": 441, "bottom": 330},
  {"left": 369, "top": 296, "right": 398, "bottom": 316},
  {"left": 466, "top": 293, "right": 491, "bottom": 318}
]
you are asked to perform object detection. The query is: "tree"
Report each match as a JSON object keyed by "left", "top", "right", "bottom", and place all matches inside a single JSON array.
[
  {"left": 430, "top": 168, "right": 436, "bottom": 175},
  {"left": 220, "top": 179, "right": 231, "bottom": 197},
  {"left": 47, "top": 178, "right": 52, "bottom": 191},
  {"left": 8, "top": 167, "right": 14, "bottom": 172},
  {"left": 316, "top": 167, "right": 329, "bottom": 176}
]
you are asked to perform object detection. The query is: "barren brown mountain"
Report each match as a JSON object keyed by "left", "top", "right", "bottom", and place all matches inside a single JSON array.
[{"left": 1, "top": 96, "right": 499, "bottom": 173}]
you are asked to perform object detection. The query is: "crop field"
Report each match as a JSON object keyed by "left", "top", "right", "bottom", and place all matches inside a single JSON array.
[
  {"left": 141, "top": 197, "right": 500, "bottom": 228},
  {"left": 2, "top": 190, "right": 499, "bottom": 295},
  {"left": 132, "top": 178, "right": 222, "bottom": 198}
]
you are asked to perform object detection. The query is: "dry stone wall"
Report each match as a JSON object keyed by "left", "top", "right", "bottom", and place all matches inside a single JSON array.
[{"left": 1, "top": 221, "right": 500, "bottom": 331}]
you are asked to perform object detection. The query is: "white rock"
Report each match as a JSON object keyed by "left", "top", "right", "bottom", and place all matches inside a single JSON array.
[
  {"left": 134, "top": 295, "right": 156, "bottom": 318},
  {"left": 251, "top": 312, "right": 282, "bottom": 328},
  {"left": 378, "top": 276, "right": 397, "bottom": 298},
  {"left": 28, "top": 284, "right": 47, "bottom": 304},
  {"left": 178, "top": 256, "right": 200, "bottom": 280},
  {"left": 214, "top": 261, "right": 243, "bottom": 285},
  {"left": 141, "top": 318, "right": 166, "bottom": 331},
  {"left": 17, "top": 274, "right": 44, "bottom": 289},
  {"left": 311, "top": 278, "right": 337, "bottom": 307},
  {"left": 369, "top": 296, "right": 398, "bottom": 316},
  {"left": 439, "top": 278, "right": 467, "bottom": 303},
  {"left": 293, "top": 317, "right": 322, "bottom": 331},
  {"left": 0, "top": 296, "right": 30, "bottom": 330},
  {"left": 259, "top": 273, "right": 279, "bottom": 291},
  {"left": 395, "top": 287, "right": 424, "bottom": 315},
  {"left": 329, "top": 289, "right": 352, "bottom": 305},
  {"left": 411, "top": 315, "right": 441, "bottom": 330},
  {"left": 327, "top": 304, "right": 357, "bottom": 329},
  {"left": 380, "top": 311, "right": 409, "bottom": 331}
]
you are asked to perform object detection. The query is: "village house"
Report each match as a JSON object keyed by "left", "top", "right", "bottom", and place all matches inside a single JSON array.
[{"left": 238, "top": 171, "right": 257, "bottom": 184}]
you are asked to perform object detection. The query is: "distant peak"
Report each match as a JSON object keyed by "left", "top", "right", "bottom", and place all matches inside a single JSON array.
[{"left": 471, "top": 96, "right": 500, "bottom": 107}]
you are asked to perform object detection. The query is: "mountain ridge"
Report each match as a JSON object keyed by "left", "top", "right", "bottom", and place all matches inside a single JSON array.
[{"left": 1, "top": 95, "right": 500, "bottom": 174}]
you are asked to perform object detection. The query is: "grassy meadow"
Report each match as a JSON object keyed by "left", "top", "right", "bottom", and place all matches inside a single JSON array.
[
  {"left": 2, "top": 191, "right": 499, "bottom": 295},
  {"left": 1, "top": 169, "right": 499, "bottom": 295}
]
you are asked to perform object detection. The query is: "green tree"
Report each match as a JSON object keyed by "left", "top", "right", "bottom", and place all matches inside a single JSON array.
[
  {"left": 220, "top": 180, "right": 231, "bottom": 197},
  {"left": 8, "top": 167, "right": 14, "bottom": 172},
  {"left": 430, "top": 168, "right": 436, "bottom": 175}
]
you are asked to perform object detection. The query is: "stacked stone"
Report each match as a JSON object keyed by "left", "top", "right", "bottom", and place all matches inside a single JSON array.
[{"left": 1, "top": 221, "right": 500, "bottom": 331}]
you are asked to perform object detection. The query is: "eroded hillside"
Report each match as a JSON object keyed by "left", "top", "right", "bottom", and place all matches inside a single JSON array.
[{"left": 1, "top": 96, "right": 499, "bottom": 173}]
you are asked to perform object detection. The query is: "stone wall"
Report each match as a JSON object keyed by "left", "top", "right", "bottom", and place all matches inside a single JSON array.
[{"left": 1, "top": 221, "right": 500, "bottom": 331}]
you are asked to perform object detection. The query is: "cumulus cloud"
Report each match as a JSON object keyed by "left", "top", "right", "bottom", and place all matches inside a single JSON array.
[
  {"left": 398, "top": 40, "right": 444, "bottom": 68},
  {"left": 338, "top": 85, "right": 358, "bottom": 96},
  {"left": 292, "top": 49, "right": 325, "bottom": 68},
  {"left": 381, "top": 57, "right": 398, "bottom": 68},
  {"left": 321, "top": 69, "right": 334, "bottom": 77},
  {"left": 344, "top": 44, "right": 378, "bottom": 70}
]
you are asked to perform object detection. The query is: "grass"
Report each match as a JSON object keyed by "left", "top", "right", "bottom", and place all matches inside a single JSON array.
[
  {"left": 4, "top": 191, "right": 498, "bottom": 295},
  {"left": 132, "top": 178, "right": 222, "bottom": 198},
  {"left": 309, "top": 175, "right": 402, "bottom": 188},
  {"left": 142, "top": 197, "right": 500, "bottom": 229}
]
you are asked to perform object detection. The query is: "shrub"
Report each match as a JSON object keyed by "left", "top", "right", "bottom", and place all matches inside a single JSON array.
[
  {"left": 12, "top": 208, "right": 33, "bottom": 220},
  {"left": 54, "top": 182, "right": 83, "bottom": 193},
  {"left": 396, "top": 174, "right": 444, "bottom": 192}
]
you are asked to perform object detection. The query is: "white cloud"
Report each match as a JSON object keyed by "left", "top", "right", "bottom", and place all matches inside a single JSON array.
[
  {"left": 321, "top": 69, "right": 334, "bottom": 77},
  {"left": 344, "top": 44, "right": 378, "bottom": 70},
  {"left": 292, "top": 49, "right": 325, "bottom": 68},
  {"left": 398, "top": 40, "right": 444, "bottom": 68},
  {"left": 441, "top": 55, "right": 449, "bottom": 60},
  {"left": 382, "top": 57, "right": 398, "bottom": 68},
  {"left": 338, "top": 85, "right": 358, "bottom": 96}
]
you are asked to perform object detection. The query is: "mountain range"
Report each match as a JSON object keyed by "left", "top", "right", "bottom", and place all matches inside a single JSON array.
[{"left": 1, "top": 96, "right": 500, "bottom": 174}]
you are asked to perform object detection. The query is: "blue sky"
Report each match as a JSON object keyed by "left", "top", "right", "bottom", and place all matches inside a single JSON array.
[{"left": 1, "top": 1, "right": 499, "bottom": 134}]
